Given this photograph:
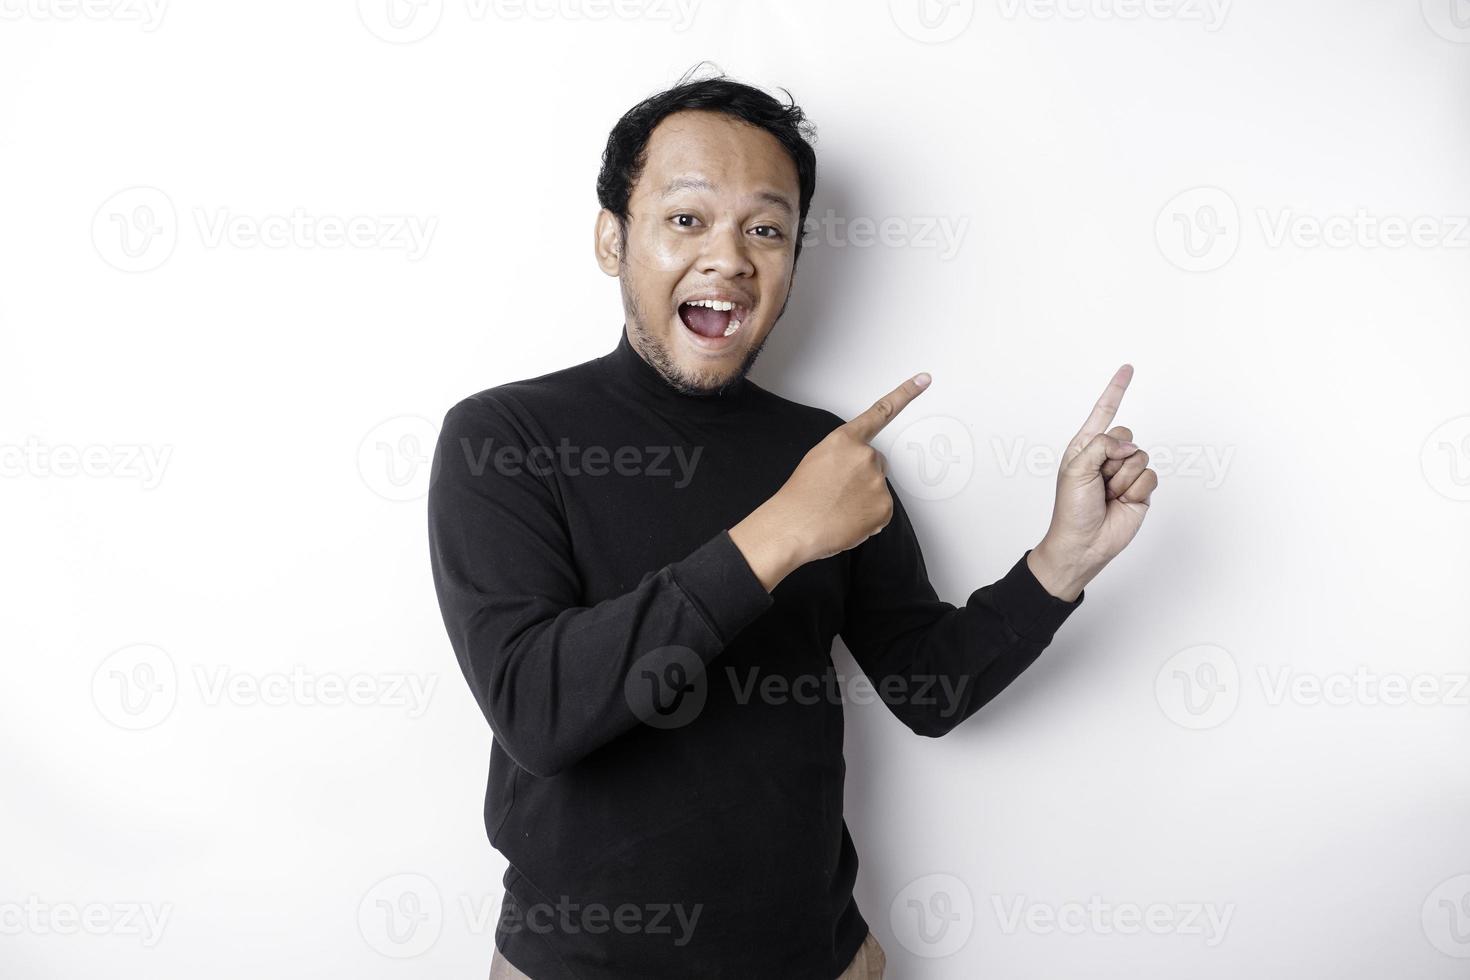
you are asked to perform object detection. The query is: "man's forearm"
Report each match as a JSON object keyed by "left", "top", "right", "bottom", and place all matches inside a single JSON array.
[{"left": 733, "top": 504, "right": 1101, "bottom": 601}]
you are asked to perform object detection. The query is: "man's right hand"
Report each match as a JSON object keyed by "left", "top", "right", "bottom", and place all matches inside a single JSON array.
[{"left": 729, "top": 372, "right": 931, "bottom": 590}]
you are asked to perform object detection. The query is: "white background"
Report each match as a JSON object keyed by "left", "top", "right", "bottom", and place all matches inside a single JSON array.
[{"left": 3, "top": 0, "right": 1469, "bottom": 977}]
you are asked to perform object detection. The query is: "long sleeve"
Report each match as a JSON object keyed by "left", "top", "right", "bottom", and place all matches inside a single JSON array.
[
  {"left": 427, "top": 393, "right": 774, "bottom": 778},
  {"left": 838, "top": 480, "right": 1084, "bottom": 737}
]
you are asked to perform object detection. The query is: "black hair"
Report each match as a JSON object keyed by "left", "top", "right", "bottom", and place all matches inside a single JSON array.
[{"left": 596, "top": 62, "right": 818, "bottom": 263}]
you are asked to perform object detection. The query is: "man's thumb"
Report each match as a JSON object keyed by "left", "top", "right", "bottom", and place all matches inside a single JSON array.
[{"left": 1066, "top": 432, "right": 1137, "bottom": 480}]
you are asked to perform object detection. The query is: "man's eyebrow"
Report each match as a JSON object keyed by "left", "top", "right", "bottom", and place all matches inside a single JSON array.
[
  {"left": 660, "top": 176, "right": 715, "bottom": 196},
  {"left": 755, "top": 190, "right": 796, "bottom": 216},
  {"left": 659, "top": 176, "right": 796, "bottom": 217}
]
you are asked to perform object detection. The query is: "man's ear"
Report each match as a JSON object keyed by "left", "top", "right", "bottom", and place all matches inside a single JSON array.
[{"left": 594, "top": 209, "right": 623, "bottom": 277}]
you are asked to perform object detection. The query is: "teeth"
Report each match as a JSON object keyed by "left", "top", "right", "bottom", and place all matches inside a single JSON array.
[{"left": 681, "top": 298, "right": 747, "bottom": 339}]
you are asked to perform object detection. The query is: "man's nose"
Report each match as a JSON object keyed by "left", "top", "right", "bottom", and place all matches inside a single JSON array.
[{"left": 697, "top": 221, "right": 754, "bottom": 279}]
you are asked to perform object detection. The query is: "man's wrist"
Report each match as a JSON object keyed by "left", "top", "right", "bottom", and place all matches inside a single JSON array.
[
  {"left": 1026, "top": 539, "right": 1095, "bottom": 603},
  {"left": 729, "top": 505, "right": 807, "bottom": 593}
]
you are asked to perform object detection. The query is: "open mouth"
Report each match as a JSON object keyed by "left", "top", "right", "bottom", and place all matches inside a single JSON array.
[{"left": 677, "top": 298, "right": 751, "bottom": 342}]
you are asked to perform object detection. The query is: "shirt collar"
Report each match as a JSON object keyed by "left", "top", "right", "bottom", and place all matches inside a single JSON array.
[{"left": 600, "top": 325, "right": 752, "bottom": 412}]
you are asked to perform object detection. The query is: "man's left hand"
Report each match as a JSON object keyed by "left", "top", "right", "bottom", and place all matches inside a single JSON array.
[{"left": 1027, "top": 364, "right": 1158, "bottom": 601}]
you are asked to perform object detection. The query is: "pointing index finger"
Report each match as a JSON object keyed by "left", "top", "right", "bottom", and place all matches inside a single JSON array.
[
  {"left": 843, "top": 373, "right": 931, "bottom": 443},
  {"left": 1074, "top": 363, "right": 1134, "bottom": 443}
]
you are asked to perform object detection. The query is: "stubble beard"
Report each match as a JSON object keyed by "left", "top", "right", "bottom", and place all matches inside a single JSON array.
[{"left": 619, "top": 255, "right": 787, "bottom": 398}]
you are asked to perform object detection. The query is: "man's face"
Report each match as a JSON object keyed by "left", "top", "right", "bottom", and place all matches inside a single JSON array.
[{"left": 596, "top": 109, "right": 801, "bottom": 395}]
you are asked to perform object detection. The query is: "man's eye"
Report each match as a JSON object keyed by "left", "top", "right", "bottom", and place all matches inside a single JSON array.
[
  {"left": 752, "top": 225, "right": 784, "bottom": 240},
  {"left": 671, "top": 214, "right": 700, "bottom": 228}
]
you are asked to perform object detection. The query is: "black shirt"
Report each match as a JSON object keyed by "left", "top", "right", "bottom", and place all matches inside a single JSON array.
[{"left": 427, "top": 328, "right": 1084, "bottom": 979}]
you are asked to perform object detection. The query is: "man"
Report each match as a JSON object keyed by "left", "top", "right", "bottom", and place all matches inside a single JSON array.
[{"left": 428, "top": 70, "right": 1157, "bottom": 980}]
